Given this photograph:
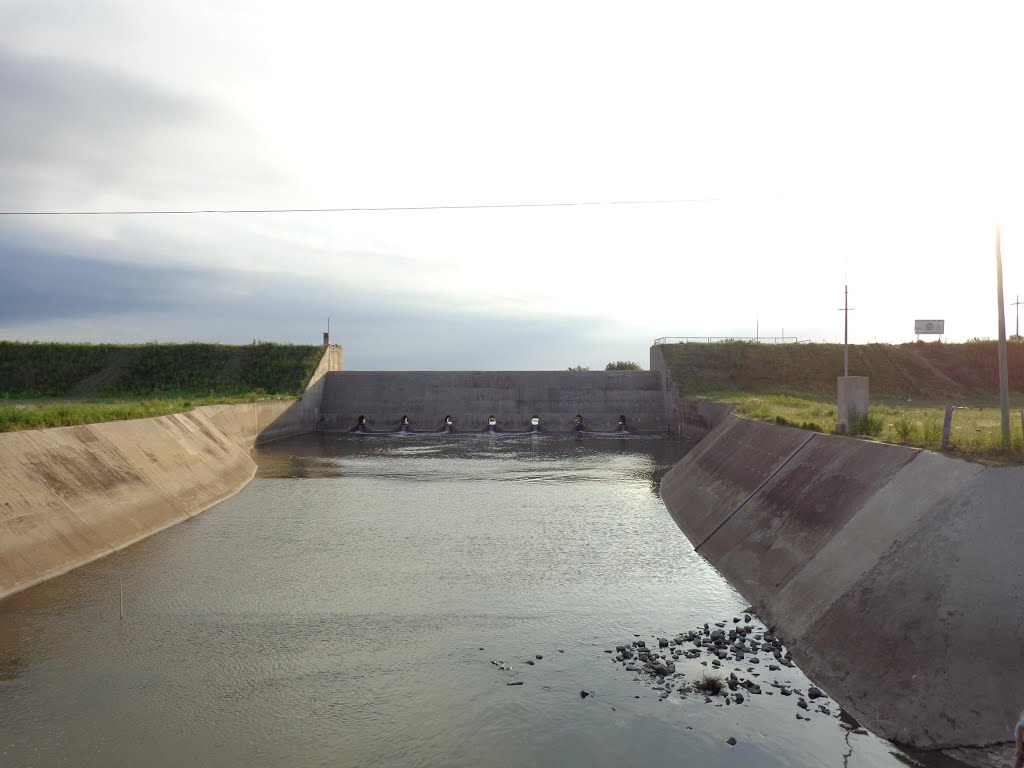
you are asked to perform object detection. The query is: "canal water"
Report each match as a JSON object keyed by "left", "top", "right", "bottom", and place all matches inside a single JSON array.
[{"left": 0, "top": 433, "right": 947, "bottom": 767}]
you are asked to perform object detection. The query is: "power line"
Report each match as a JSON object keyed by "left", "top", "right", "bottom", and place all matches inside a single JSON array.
[{"left": 0, "top": 198, "right": 714, "bottom": 216}]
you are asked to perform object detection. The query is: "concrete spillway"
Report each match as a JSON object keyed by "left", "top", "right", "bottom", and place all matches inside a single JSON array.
[{"left": 317, "top": 370, "right": 670, "bottom": 433}]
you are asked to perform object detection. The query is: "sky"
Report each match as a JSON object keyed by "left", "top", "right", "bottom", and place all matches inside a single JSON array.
[{"left": 1, "top": 1, "right": 1024, "bottom": 369}]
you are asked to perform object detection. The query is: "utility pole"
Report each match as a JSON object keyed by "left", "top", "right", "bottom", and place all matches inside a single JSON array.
[
  {"left": 1013, "top": 295, "right": 1023, "bottom": 338},
  {"left": 838, "top": 284, "right": 855, "bottom": 376},
  {"left": 997, "top": 225, "right": 1011, "bottom": 447}
]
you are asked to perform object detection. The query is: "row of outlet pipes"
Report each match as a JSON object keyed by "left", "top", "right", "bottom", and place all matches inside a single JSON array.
[{"left": 351, "top": 414, "right": 630, "bottom": 434}]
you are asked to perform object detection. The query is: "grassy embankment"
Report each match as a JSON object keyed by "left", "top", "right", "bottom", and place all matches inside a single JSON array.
[
  {"left": 0, "top": 342, "right": 324, "bottom": 432},
  {"left": 659, "top": 341, "right": 1024, "bottom": 463}
]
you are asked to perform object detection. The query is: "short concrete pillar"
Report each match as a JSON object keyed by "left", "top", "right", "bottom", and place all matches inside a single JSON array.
[{"left": 837, "top": 376, "right": 869, "bottom": 434}]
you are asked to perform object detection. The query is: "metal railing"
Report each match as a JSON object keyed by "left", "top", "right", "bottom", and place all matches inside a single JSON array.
[{"left": 653, "top": 336, "right": 802, "bottom": 345}]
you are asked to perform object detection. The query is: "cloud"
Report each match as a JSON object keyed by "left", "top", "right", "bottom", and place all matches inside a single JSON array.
[{"left": 0, "top": 44, "right": 293, "bottom": 211}]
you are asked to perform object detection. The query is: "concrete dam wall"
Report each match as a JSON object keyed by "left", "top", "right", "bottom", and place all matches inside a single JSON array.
[
  {"left": 660, "top": 413, "right": 1024, "bottom": 750},
  {"left": 318, "top": 370, "right": 669, "bottom": 433},
  {"left": 0, "top": 346, "right": 343, "bottom": 601}
]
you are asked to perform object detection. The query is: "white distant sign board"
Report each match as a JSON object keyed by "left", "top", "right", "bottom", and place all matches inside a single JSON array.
[{"left": 915, "top": 319, "right": 945, "bottom": 335}]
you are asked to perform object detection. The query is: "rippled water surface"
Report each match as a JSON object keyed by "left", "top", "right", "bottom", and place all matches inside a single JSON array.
[{"left": 0, "top": 433, "right": 945, "bottom": 767}]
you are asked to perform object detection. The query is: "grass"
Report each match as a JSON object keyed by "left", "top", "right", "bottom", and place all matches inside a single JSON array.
[
  {"left": 0, "top": 394, "right": 284, "bottom": 433},
  {"left": 0, "top": 342, "right": 328, "bottom": 433},
  {"left": 713, "top": 391, "right": 1024, "bottom": 464}
]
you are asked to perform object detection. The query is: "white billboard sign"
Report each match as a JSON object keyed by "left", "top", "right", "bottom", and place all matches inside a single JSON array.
[{"left": 914, "top": 319, "right": 945, "bottom": 335}]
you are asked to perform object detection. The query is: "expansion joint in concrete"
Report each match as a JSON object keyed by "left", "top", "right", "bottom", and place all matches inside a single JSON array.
[{"left": 693, "top": 430, "right": 816, "bottom": 552}]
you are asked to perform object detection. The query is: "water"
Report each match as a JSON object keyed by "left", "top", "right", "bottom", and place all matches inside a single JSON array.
[{"left": 0, "top": 433, "right": 946, "bottom": 767}]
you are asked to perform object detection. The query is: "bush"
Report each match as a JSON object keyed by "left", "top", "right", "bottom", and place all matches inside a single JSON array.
[
  {"left": 922, "top": 417, "right": 942, "bottom": 446},
  {"left": 605, "top": 361, "right": 643, "bottom": 371},
  {"left": 848, "top": 408, "right": 884, "bottom": 437},
  {"left": 894, "top": 416, "right": 915, "bottom": 443}
]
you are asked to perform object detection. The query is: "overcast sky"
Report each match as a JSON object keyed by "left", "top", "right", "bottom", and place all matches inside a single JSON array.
[{"left": 2, "top": 1, "right": 1023, "bottom": 369}]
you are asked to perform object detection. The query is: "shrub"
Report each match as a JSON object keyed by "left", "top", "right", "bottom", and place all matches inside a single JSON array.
[
  {"left": 894, "top": 416, "right": 915, "bottom": 443},
  {"left": 848, "top": 408, "right": 884, "bottom": 437},
  {"left": 922, "top": 417, "right": 942, "bottom": 446}
]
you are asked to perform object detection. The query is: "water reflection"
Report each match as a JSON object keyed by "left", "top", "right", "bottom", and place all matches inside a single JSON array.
[{"left": 0, "top": 434, "right": 959, "bottom": 768}]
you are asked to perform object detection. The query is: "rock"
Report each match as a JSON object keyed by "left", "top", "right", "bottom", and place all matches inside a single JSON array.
[
  {"left": 525, "top": 660, "right": 534, "bottom": 665},
  {"left": 818, "top": 705, "right": 831, "bottom": 715},
  {"left": 807, "top": 686, "right": 823, "bottom": 700},
  {"left": 781, "top": 687, "right": 793, "bottom": 696},
  {"left": 853, "top": 728, "right": 868, "bottom": 735},
  {"left": 604, "top": 649, "right": 613, "bottom": 654},
  {"left": 636, "top": 640, "right": 646, "bottom": 648},
  {"left": 658, "top": 638, "right": 669, "bottom": 648},
  {"left": 744, "top": 614, "right": 751, "bottom": 622},
  {"left": 797, "top": 699, "right": 808, "bottom": 710},
  {"left": 507, "top": 681, "right": 524, "bottom": 686},
  {"left": 768, "top": 664, "right": 780, "bottom": 671},
  {"left": 615, "top": 645, "right": 626, "bottom": 652},
  {"left": 727, "top": 737, "right": 737, "bottom": 746},
  {"left": 580, "top": 690, "right": 590, "bottom": 698},
  {"left": 535, "top": 655, "right": 543, "bottom": 660}
]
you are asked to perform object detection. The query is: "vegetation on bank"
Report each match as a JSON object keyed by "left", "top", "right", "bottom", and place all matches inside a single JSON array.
[
  {"left": 659, "top": 340, "right": 1024, "bottom": 400},
  {"left": 659, "top": 341, "right": 1024, "bottom": 464},
  {"left": 0, "top": 395, "right": 270, "bottom": 433},
  {"left": 0, "top": 342, "right": 323, "bottom": 399},
  {"left": 0, "top": 342, "right": 325, "bottom": 433},
  {"left": 712, "top": 392, "right": 1024, "bottom": 464}
]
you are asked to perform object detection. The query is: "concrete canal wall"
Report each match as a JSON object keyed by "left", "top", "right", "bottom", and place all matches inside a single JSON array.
[
  {"left": 0, "top": 346, "right": 343, "bottom": 602},
  {"left": 318, "top": 370, "right": 669, "bottom": 432},
  {"left": 660, "top": 413, "right": 1024, "bottom": 750}
]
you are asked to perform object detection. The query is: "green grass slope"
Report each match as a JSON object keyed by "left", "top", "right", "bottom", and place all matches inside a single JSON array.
[
  {"left": 0, "top": 342, "right": 324, "bottom": 399},
  {"left": 659, "top": 341, "right": 1024, "bottom": 402}
]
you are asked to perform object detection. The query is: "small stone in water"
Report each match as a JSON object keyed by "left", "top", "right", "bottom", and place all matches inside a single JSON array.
[
  {"left": 580, "top": 690, "right": 590, "bottom": 698},
  {"left": 507, "top": 681, "right": 524, "bottom": 686},
  {"left": 727, "top": 737, "right": 737, "bottom": 746}
]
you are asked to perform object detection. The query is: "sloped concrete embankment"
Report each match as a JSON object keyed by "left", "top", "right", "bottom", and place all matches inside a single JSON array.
[
  {"left": 0, "top": 345, "right": 344, "bottom": 602},
  {"left": 318, "top": 370, "right": 668, "bottom": 432},
  {"left": 660, "top": 413, "right": 1024, "bottom": 750},
  {"left": 0, "top": 410, "right": 256, "bottom": 601}
]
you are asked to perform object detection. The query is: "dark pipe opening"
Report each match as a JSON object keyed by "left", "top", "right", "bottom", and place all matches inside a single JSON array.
[
  {"left": 574, "top": 414, "right": 585, "bottom": 432},
  {"left": 487, "top": 415, "right": 497, "bottom": 432},
  {"left": 530, "top": 415, "right": 540, "bottom": 432},
  {"left": 399, "top": 414, "right": 410, "bottom": 432},
  {"left": 444, "top": 415, "right": 453, "bottom": 432},
  {"left": 353, "top": 415, "right": 368, "bottom": 433},
  {"left": 618, "top": 414, "right": 628, "bottom": 431}
]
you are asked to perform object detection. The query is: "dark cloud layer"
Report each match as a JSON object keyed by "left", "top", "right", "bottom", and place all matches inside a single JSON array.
[{"left": 0, "top": 244, "right": 632, "bottom": 369}]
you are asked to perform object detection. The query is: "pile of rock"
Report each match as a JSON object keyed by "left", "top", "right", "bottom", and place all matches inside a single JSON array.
[{"left": 606, "top": 614, "right": 842, "bottom": 721}]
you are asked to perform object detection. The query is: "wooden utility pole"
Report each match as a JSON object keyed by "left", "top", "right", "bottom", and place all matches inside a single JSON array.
[
  {"left": 997, "top": 225, "right": 1010, "bottom": 447},
  {"left": 1013, "top": 294, "right": 1023, "bottom": 338}
]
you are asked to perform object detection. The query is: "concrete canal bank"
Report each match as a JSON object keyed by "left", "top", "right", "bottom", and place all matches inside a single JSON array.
[
  {"left": 660, "top": 412, "right": 1024, "bottom": 750},
  {"left": 0, "top": 346, "right": 342, "bottom": 601}
]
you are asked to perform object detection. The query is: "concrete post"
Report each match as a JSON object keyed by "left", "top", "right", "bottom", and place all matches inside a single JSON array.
[
  {"left": 837, "top": 376, "right": 869, "bottom": 434},
  {"left": 941, "top": 405, "right": 953, "bottom": 450}
]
